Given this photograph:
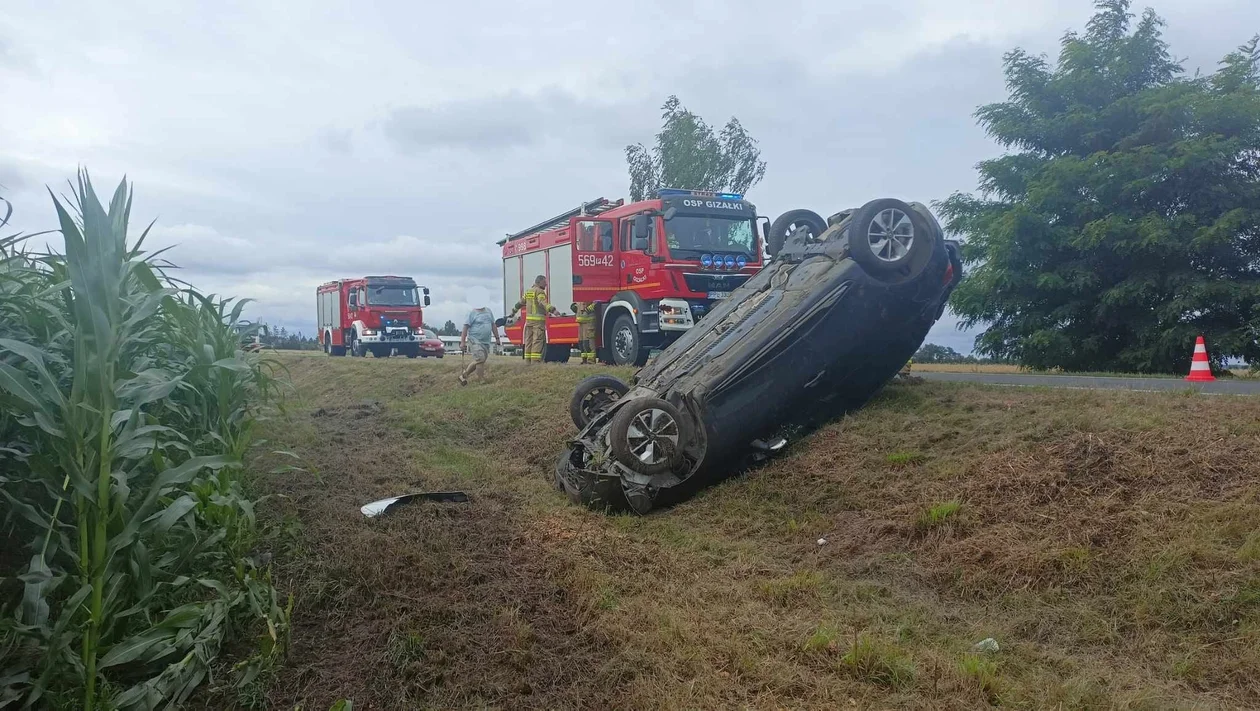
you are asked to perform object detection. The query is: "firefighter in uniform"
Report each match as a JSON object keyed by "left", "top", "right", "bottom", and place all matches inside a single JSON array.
[
  {"left": 571, "top": 301, "right": 597, "bottom": 364},
  {"left": 509, "top": 275, "right": 557, "bottom": 363}
]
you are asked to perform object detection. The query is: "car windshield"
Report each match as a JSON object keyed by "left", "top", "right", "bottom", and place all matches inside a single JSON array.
[
  {"left": 423, "top": 329, "right": 437, "bottom": 339},
  {"left": 663, "top": 216, "right": 756, "bottom": 259},
  {"left": 367, "top": 285, "right": 419, "bottom": 306}
]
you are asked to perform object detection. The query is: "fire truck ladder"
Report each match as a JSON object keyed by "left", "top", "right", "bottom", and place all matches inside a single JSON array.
[{"left": 499, "top": 197, "right": 625, "bottom": 245}]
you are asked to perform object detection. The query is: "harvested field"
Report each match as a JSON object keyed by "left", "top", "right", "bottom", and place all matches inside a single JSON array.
[{"left": 232, "top": 354, "right": 1260, "bottom": 710}]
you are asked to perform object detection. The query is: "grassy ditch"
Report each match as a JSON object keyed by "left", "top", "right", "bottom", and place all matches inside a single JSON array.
[{"left": 245, "top": 354, "right": 1260, "bottom": 709}]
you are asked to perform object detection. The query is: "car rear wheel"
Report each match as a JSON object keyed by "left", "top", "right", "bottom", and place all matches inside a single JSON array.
[
  {"left": 767, "top": 209, "right": 826, "bottom": 257},
  {"left": 570, "top": 375, "right": 630, "bottom": 429},
  {"left": 608, "top": 398, "right": 689, "bottom": 476},
  {"left": 847, "top": 198, "right": 932, "bottom": 280}
]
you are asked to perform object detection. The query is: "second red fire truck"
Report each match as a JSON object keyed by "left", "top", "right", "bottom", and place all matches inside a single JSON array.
[
  {"left": 499, "top": 189, "right": 768, "bottom": 365},
  {"left": 317, "top": 276, "right": 432, "bottom": 358}
]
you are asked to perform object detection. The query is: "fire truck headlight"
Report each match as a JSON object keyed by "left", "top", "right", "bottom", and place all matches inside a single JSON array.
[
  {"left": 723, "top": 255, "right": 736, "bottom": 269},
  {"left": 736, "top": 255, "right": 748, "bottom": 269},
  {"left": 700, "top": 254, "right": 714, "bottom": 269},
  {"left": 361, "top": 329, "right": 377, "bottom": 336}
]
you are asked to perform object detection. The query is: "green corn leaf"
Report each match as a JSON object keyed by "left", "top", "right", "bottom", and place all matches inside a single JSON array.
[
  {"left": 97, "top": 628, "right": 177, "bottom": 669},
  {"left": 18, "top": 555, "right": 52, "bottom": 627},
  {"left": 148, "top": 495, "right": 198, "bottom": 533},
  {"left": 0, "top": 361, "right": 49, "bottom": 414}
]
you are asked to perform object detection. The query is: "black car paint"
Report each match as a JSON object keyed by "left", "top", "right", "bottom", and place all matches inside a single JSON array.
[{"left": 558, "top": 202, "right": 961, "bottom": 514}]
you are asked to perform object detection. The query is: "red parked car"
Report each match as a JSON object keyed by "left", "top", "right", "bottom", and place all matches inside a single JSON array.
[{"left": 418, "top": 328, "right": 445, "bottom": 358}]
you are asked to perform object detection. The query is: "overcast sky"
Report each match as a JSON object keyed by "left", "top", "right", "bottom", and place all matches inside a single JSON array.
[{"left": 3, "top": 0, "right": 1257, "bottom": 353}]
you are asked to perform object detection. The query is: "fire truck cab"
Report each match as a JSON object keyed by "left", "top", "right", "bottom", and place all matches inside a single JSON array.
[
  {"left": 499, "top": 189, "right": 767, "bottom": 366},
  {"left": 316, "top": 276, "right": 431, "bottom": 358}
]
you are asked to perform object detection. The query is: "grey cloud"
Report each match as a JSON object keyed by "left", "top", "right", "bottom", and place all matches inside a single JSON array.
[
  {"left": 7, "top": 0, "right": 1256, "bottom": 352},
  {"left": 380, "top": 89, "right": 650, "bottom": 153},
  {"left": 318, "top": 128, "right": 353, "bottom": 154}
]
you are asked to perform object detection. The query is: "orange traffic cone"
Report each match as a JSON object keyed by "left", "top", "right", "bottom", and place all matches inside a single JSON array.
[{"left": 1185, "top": 335, "right": 1215, "bottom": 382}]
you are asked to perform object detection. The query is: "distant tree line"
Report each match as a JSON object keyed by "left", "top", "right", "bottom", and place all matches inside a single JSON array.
[
  {"left": 913, "top": 343, "right": 1014, "bottom": 365},
  {"left": 250, "top": 324, "right": 321, "bottom": 350}
]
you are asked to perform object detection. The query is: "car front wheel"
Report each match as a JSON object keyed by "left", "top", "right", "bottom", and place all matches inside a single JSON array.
[
  {"left": 608, "top": 397, "right": 690, "bottom": 476},
  {"left": 767, "top": 209, "right": 826, "bottom": 257}
]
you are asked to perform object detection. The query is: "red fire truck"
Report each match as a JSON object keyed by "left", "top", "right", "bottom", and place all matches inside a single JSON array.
[
  {"left": 316, "top": 276, "right": 431, "bottom": 358},
  {"left": 499, "top": 189, "right": 768, "bottom": 366}
]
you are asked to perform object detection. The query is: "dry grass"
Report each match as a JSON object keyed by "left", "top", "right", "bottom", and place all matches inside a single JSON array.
[{"left": 227, "top": 353, "right": 1260, "bottom": 710}]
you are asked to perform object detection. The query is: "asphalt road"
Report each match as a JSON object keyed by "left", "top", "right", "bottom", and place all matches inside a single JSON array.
[{"left": 918, "top": 371, "right": 1260, "bottom": 395}]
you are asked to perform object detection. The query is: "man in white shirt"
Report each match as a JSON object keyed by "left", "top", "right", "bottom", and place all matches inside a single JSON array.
[{"left": 459, "top": 306, "right": 502, "bottom": 385}]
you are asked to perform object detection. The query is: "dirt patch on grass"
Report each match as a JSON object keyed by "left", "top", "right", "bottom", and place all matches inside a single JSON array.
[{"left": 246, "top": 364, "right": 628, "bottom": 709}]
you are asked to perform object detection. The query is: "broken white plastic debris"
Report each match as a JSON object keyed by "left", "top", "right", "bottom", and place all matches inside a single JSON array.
[
  {"left": 817, "top": 538, "right": 828, "bottom": 546},
  {"left": 972, "top": 638, "right": 999, "bottom": 653}
]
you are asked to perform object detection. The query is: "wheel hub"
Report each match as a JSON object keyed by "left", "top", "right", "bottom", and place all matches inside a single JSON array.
[
  {"left": 615, "top": 327, "right": 635, "bottom": 361},
  {"left": 867, "top": 208, "right": 915, "bottom": 262},
  {"left": 624, "top": 408, "right": 680, "bottom": 465},
  {"left": 582, "top": 387, "right": 621, "bottom": 419}
]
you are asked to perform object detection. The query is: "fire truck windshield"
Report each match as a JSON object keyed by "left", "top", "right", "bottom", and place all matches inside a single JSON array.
[
  {"left": 663, "top": 216, "right": 756, "bottom": 259},
  {"left": 367, "top": 285, "right": 420, "bottom": 306}
]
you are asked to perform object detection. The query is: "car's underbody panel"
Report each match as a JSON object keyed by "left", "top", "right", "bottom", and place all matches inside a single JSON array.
[{"left": 557, "top": 199, "right": 962, "bottom": 514}]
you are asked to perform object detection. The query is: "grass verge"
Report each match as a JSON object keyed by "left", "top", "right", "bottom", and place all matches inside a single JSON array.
[{"left": 231, "top": 353, "right": 1260, "bottom": 709}]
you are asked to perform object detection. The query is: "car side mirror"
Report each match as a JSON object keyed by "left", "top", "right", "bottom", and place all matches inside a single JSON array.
[
  {"left": 662, "top": 206, "right": 677, "bottom": 221},
  {"left": 348, "top": 293, "right": 358, "bottom": 308},
  {"left": 424, "top": 295, "right": 431, "bottom": 306}
]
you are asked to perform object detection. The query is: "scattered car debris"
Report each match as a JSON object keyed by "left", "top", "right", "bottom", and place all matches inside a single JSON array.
[
  {"left": 816, "top": 538, "right": 828, "bottom": 546},
  {"left": 360, "top": 491, "right": 470, "bottom": 517},
  {"left": 554, "top": 199, "right": 962, "bottom": 514},
  {"left": 972, "top": 638, "right": 1000, "bottom": 653}
]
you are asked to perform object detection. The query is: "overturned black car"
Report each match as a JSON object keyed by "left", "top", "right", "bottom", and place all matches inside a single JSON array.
[{"left": 556, "top": 198, "right": 962, "bottom": 514}]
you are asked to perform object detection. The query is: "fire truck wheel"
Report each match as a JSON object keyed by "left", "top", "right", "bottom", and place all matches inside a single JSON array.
[
  {"left": 569, "top": 375, "right": 629, "bottom": 429},
  {"left": 608, "top": 312, "right": 647, "bottom": 367},
  {"left": 544, "top": 344, "right": 571, "bottom": 363},
  {"left": 350, "top": 338, "right": 365, "bottom": 357},
  {"left": 767, "top": 209, "right": 826, "bottom": 257},
  {"left": 608, "top": 397, "right": 690, "bottom": 477}
]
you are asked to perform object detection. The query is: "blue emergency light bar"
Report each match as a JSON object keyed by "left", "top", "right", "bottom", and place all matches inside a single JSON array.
[{"left": 657, "top": 188, "right": 744, "bottom": 201}]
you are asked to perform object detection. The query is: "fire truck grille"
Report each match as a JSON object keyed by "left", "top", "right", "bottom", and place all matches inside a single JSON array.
[{"left": 682, "top": 272, "right": 750, "bottom": 294}]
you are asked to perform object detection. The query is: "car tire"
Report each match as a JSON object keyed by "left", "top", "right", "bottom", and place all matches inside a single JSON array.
[
  {"left": 608, "top": 313, "right": 648, "bottom": 367},
  {"left": 349, "top": 338, "right": 363, "bottom": 357},
  {"left": 767, "top": 209, "right": 826, "bottom": 257},
  {"left": 847, "top": 198, "right": 933, "bottom": 280},
  {"left": 569, "top": 375, "right": 630, "bottom": 429},
  {"left": 608, "top": 397, "right": 690, "bottom": 477}
]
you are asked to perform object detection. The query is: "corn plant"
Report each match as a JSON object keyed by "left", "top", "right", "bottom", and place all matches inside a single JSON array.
[{"left": 0, "top": 173, "right": 287, "bottom": 709}]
